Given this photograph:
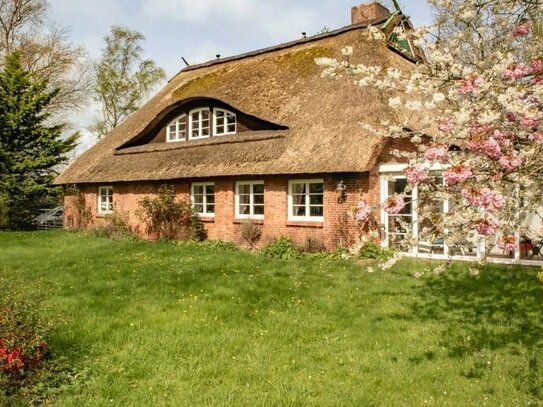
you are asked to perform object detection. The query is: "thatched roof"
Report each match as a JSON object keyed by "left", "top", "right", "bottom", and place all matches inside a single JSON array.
[{"left": 56, "top": 13, "right": 419, "bottom": 185}]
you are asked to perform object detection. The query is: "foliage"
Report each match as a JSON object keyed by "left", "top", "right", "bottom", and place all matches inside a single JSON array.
[
  {"left": 176, "top": 239, "right": 239, "bottom": 252},
  {"left": 303, "top": 235, "right": 327, "bottom": 253},
  {"left": 64, "top": 186, "right": 92, "bottom": 230},
  {"left": 1, "top": 231, "right": 542, "bottom": 405},
  {"left": 92, "top": 210, "right": 134, "bottom": 240},
  {"left": 0, "top": 0, "right": 90, "bottom": 114},
  {"left": 317, "top": 0, "right": 543, "bottom": 258},
  {"left": 0, "top": 52, "right": 78, "bottom": 229},
  {"left": 240, "top": 220, "right": 262, "bottom": 248},
  {"left": 359, "top": 241, "right": 393, "bottom": 260},
  {"left": 137, "top": 184, "right": 203, "bottom": 241},
  {"left": 261, "top": 237, "right": 302, "bottom": 260},
  {"left": 92, "top": 26, "right": 165, "bottom": 138}
]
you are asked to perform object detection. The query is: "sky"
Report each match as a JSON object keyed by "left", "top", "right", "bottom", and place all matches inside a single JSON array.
[{"left": 46, "top": 0, "right": 433, "bottom": 151}]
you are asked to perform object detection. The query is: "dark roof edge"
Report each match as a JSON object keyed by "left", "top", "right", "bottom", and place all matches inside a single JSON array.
[{"left": 168, "top": 15, "right": 393, "bottom": 82}]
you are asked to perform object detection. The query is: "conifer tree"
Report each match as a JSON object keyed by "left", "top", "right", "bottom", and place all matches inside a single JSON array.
[{"left": 0, "top": 52, "right": 78, "bottom": 229}]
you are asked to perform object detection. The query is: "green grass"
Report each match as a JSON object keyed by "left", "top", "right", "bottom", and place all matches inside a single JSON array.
[{"left": 1, "top": 231, "right": 542, "bottom": 406}]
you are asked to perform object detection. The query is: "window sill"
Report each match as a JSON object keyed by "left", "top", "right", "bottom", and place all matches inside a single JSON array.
[
  {"left": 199, "top": 216, "right": 215, "bottom": 223},
  {"left": 286, "top": 220, "right": 324, "bottom": 228},
  {"left": 233, "top": 219, "right": 264, "bottom": 225}
]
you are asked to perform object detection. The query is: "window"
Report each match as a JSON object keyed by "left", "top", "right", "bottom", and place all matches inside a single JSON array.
[
  {"left": 166, "top": 114, "right": 187, "bottom": 142},
  {"left": 98, "top": 186, "right": 113, "bottom": 214},
  {"left": 288, "top": 179, "right": 324, "bottom": 221},
  {"left": 235, "top": 181, "right": 264, "bottom": 219},
  {"left": 214, "top": 108, "right": 236, "bottom": 136},
  {"left": 192, "top": 182, "right": 215, "bottom": 216},
  {"left": 189, "top": 109, "right": 211, "bottom": 140}
]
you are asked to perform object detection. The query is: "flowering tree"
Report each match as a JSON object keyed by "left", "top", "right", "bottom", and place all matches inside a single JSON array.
[{"left": 317, "top": 0, "right": 543, "bottom": 259}]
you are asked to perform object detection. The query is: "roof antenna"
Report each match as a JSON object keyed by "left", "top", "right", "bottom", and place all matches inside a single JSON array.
[
  {"left": 181, "top": 57, "right": 190, "bottom": 67},
  {"left": 301, "top": 32, "right": 307, "bottom": 38},
  {"left": 216, "top": 54, "right": 221, "bottom": 60}
]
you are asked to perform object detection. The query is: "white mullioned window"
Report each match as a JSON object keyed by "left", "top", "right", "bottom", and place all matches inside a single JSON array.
[
  {"left": 166, "top": 114, "right": 187, "bottom": 142},
  {"left": 98, "top": 186, "right": 113, "bottom": 214},
  {"left": 191, "top": 182, "right": 215, "bottom": 216},
  {"left": 235, "top": 181, "right": 264, "bottom": 219},
  {"left": 214, "top": 108, "right": 236, "bottom": 136},
  {"left": 189, "top": 108, "right": 211, "bottom": 140},
  {"left": 288, "top": 179, "right": 324, "bottom": 221}
]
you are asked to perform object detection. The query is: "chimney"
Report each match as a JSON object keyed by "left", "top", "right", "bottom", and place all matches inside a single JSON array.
[{"left": 351, "top": 2, "right": 391, "bottom": 25}]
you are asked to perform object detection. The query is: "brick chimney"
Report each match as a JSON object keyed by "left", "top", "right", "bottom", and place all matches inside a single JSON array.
[{"left": 351, "top": 2, "right": 391, "bottom": 25}]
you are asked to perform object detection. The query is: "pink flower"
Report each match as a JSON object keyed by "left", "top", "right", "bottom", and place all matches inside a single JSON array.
[
  {"left": 472, "top": 218, "right": 499, "bottom": 237},
  {"left": 443, "top": 164, "right": 473, "bottom": 186},
  {"left": 354, "top": 201, "right": 371, "bottom": 222},
  {"left": 512, "top": 21, "right": 531, "bottom": 37},
  {"left": 529, "top": 132, "right": 543, "bottom": 143},
  {"left": 466, "top": 138, "right": 502, "bottom": 159},
  {"left": 404, "top": 164, "right": 429, "bottom": 185},
  {"left": 520, "top": 117, "right": 539, "bottom": 129},
  {"left": 532, "top": 59, "right": 543, "bottom": 74},
  {"left": 499, "top": 151, "right": 523, "bottom": 171},
  {"left": 462, "top": 188, "right": 506, "bottom": 213},
  {"left": 438, "top": 118, "right": 455, "bottom": 133},
  {"left": 458, "top": 77, "right": 483, "bottom": 94},
  {"left": 504, "top": 63, "right": 529, "bottom": 80},
  {"left": 498, "top": 235, "right": 516, "bottom": 253},
  {"left": 424, "top": 145, "right": 449, "bottom": 164},
  {"left": 383, "top": 195, "right": 406, "bottom": 214}
]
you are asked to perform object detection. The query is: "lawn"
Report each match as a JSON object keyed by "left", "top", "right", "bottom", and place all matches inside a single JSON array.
[{"left": 0, "top": 231, "right": 542, "bottom": 406}]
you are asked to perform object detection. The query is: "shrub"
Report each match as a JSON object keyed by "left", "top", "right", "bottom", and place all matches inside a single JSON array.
[
  {"left": 92, "top": 210, "right": 134, "bottom": 240},
  {"left": 137, "top": 185, "right": 201, "bottom": 240},
  {"left": 261, "top": 237, "right": 302, "bottom": 260},
  {"left": 359, "top": 241, "right": 393, "bottom": 259},
  {"left": 303, "top": 236, "right": 326, "bottom": 253},
  {"left": 241, "top": 220, "right": 262, "bottom": 248}
]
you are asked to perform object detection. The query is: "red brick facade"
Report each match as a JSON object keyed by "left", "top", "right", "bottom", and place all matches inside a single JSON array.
[{"left": 64, "top": 173, "right": 380, "bottom": 249}]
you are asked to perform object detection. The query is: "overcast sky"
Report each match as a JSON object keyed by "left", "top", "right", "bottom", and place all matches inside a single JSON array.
[{"left": 47, "top": 0, "right": 433, "bottom": 151}]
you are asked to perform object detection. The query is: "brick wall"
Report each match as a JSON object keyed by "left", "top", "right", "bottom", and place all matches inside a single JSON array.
[{"left": 64, "top": 173, "right": 374, "bottom": 249}]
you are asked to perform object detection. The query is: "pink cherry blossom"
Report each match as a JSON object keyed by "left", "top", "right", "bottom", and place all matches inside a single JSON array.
[
  {"left": 424, "top": 145, "right": 449, "bottom": 164},
  {"left": 383, "top": 195, "right": 406, "bottom": 214},
  {"left": 520, "top": 117, "right": 540, "bottom": 129},
  {"left": 443, "top": 164, "right": 473, "bottom": 186},
  {"left": 531, "top": 59, "right": 543, "bottom": 74},
  {"left": 472, "top": 218, "right": 500, "bottom": 237},
  {"left": 499, "top": 151, "right": 523, "bottom": 171},
  {"left": 461, "top": 188, "right": 506, "bottom": 213},
  {"left": 438, "top": 118, "right": 455, "bottom": 133},
  {"left": 529, "top": 132, "right": 543, "bottom": 143},
  {"left": 404, "top": 164, "right": 429, "bottom": 185},
  {"left": 512, "top": 21, "right": 531, "bottom": 37},
  {"left": 466, "top": 138, "right": 502, "bottom": 159},
  {"left": 458, "top": 76, "right": 483, "bottom": 94},
  {"left": 504, "top": 63, "right": 529, "bottom": 80},
  {"left": 354, "top": 200, "right": 372, "bottom": 222}
]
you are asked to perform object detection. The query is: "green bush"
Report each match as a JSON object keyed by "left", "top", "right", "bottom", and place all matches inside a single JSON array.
[
  {"left": 92, "top": 210, "right": 134, "bottom": 240},
  {"left": 359, "top": 241, "right": 393, "bottom": 259},
  {"left": 261, "top": 237, "right": 302, "bottom": 260},
  {"left": 303, "top": 236, "right": 326, "bottom": 253}
]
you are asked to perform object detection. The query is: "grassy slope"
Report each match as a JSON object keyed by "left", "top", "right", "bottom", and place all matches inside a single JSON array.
[{"left": 0, "top": 231, "right": 542, "bottom": 406}]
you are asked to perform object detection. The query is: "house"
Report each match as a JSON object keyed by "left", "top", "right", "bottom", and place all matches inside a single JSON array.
[{"left": 56, "top": 2, "right": 425, "bottom": 249}]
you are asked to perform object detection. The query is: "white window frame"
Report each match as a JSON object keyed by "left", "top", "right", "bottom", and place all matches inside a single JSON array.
[
  {"left": 288, "top": 179, "right": 324, "bottom": 222},
  {"left": 166, "top": 114, "right": 187, "bottom": 142},
  {"left": 188, "top": 108, "right": 211, "bottom": 140},
  {"left": 213, "top": 108, "right": 236, "bottom": 136},
  {"left": 235, "top": 181, "right": 264, "bottom": 219},
  {"left": 191, "top": 182, "right": 215, "bottom": 217},
  {"left": 97, "top": 186, "right": 113, "bottom": 215}
]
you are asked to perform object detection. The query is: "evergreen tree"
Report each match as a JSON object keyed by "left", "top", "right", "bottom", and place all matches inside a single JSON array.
[{"left": 0, "top": 52, "right": 78, "bottom": 229}]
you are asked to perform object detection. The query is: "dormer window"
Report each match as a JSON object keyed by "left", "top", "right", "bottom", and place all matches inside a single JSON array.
[
  {"left": 166, "top": 114, "right": 187, "bottom": 142},
  {"left": 214, "top": 108, "right": 236, "bottom": 136},
  {"left": 189, "top": 108, "right": 211, "bottom": 140}
]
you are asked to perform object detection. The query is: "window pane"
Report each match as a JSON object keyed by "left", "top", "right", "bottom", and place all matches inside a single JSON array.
[
  {"left": 216, "top": 110, "right": 225, "bottom": 118},
  {"left": 292, "top": 183, "right": 305, "bottom": 194},
  {"left": 202, "top": 110, "right": 210, "bottom": 119},
  {"left": 193, "top": 195, "right": 204, "bottom": 205},
  {"left": 227, "top": 115, "right": 235, "bottom": 124},
  {"left": 193, "top": 185, "right": 203, "bottom": 195},
  {"left": 227, "top": 124, "right": 236, "bottom": 133},
  {"left": 293, "top": 206, "right": 306, "bottom": 217},
  {"left": 309, "top": 183, "right": 323, "bottom": 194},
  {"left": 253, "top": 205, "right": 264, "bottom": 215},
  {"left": 310, "top": 206, "right": 323, "bottom": 217},
  {"left": 206, "top": 204, "right": 215, "bottom": 214},
  {"left": 239, "top": 205, "right": 250, "bottom": 215},
  {"left": 292, "top": 194, "right": 305, "bottom": 205},
  {"left": 202, "top": 128, "right": 210, "bottom": 136},
  {"left": 309, "top": 195, "right": 323, "bottom": 205},
  {"left": 206, "top": 193, "right": 215, "bottom": 204},
  {"left": 238, "top": 184, "right": 251, "bottom": 195},
  {"left": 194, "top": 204, "right": 204, "bottom": 213},
  {"left": 216, "top": 125, "right": 225, "bottom": 134},
  {"left": 253, "top": 184, "right": 264, "bottom": 194},
  {"left": 253, "top": 194, "right": 264, "bottom": 205},
  {"left": 239, "top": 194, "right": 250, "bottom": 205}
]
